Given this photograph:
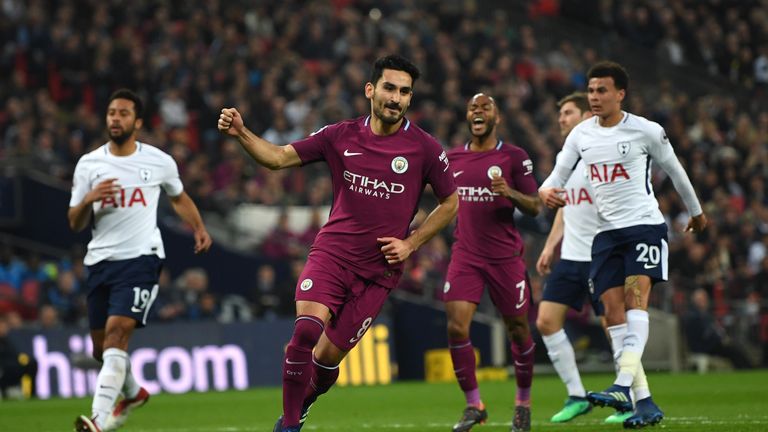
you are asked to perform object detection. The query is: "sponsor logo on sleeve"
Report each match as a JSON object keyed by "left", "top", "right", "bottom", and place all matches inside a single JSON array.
[
  {"left": 438, "top": 150, "right": 450, "bottom": 172},
  {"left": 522, "top": 159, "right": 533, "bottom": 175}
]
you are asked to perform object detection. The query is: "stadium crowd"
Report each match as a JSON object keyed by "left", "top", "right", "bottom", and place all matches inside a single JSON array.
[{"left": 0, "top": 0, "right": 766, "bottom": 366}]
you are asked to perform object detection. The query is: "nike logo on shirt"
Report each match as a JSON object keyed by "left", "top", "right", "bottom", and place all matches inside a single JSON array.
[
  {"left": 453, "top": 171, "right": 464, "bottom": 178},
  {"left": 344, "top": 149, "right": 363, "bottom": 156}
]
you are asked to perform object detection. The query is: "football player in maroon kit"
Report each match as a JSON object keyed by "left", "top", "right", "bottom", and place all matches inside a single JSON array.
[
  {"left": 443, "top": 93, "right": 541, "bottom": 432},
  {"left": 218, "top": 55, "right": 458, "bottom": 432}
]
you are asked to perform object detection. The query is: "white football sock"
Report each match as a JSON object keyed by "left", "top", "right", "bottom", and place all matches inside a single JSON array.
[
  {"left": 92, "top": 348, "right": 129, "bottom": 427},
  {"left": 607, "top": 323, "right": 628, "bottom": 371},
  {"left": 632, "top": 362, "right": 651, "bottom": 400},
  {"left": 615, "top": 309, "right": 649, "bottom": 387},
  {"left": 542, "top": 329, "right": 586, "bottom": 398},
  {"left": 122, "top": 359, "right": 141, "bottom": 399}
]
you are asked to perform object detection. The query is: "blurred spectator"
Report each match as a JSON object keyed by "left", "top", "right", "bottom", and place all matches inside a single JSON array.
[
  {"left": 297, "top": 207, "right": 323, "bottom": 251},
  {"left": 43, "top": 269, "right": 83, "bottom": 325},
  {"left": 684, "top": 288, "right": 753, "bottom": 369},
  {"left": 36, "top": 305, "right": 60, "bottom": 330},
  {"left": 260, "top": 210, "right": 302, "bottom": 261},
  {"left": 0, "top": 314, "right": 36, "bottom": 400},
  {"left": 252, "top": 263, "right": 296, "bottom": 319}
]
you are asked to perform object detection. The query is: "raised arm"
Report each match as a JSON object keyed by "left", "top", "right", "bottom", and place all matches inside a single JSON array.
[{"left": 218, "top": 108, "right": 302, "bottom": 170}]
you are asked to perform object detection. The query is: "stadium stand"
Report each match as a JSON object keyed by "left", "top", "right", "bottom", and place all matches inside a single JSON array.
[{"left": 0, "top": 0, "right": 765, "bottom": 368}]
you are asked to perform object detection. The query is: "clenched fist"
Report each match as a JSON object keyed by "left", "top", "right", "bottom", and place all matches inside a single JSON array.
[{"left": 218, "top": 108, "right": 244, "bottom": 136}]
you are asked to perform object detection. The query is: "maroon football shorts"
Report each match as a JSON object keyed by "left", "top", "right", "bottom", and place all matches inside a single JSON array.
[
  {"left": 295, "top": 251, "right": 391, "bottom": 351},
  {"left": 443, "top": 256, "right": 530, "bottom": 317}
]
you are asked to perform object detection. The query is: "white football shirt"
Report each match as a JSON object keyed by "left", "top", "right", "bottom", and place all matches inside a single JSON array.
[
  {"left": 561, "top": 159, "right": 598, "bottom": 261},
  {"left": 70, "top": 142, "right": 183, "bottom": 265},
  {"left": 542, "top": 111, "right": 702, "bottom": 233}
]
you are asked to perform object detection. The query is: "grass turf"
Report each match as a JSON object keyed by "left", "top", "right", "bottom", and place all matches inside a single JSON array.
[{"left": 1, "top": 370, "right": 766, "bottom": 431}]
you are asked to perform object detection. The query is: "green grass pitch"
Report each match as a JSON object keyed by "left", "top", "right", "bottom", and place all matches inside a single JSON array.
[{"left": 1, "top": 370, "right": 766, "bottom": 431}]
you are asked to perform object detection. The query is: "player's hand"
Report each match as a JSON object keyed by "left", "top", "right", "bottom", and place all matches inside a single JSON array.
[
  {"left": 218, "top": 108, "right": 244, "bottom": 136},
  {"left": 491, "top": 175, "right": 512, "bottom": 198},
  {"left": 536, "top": 248, "right": 554, "bottom": 275},
  {"left": 193, "top": 228, "right": 212, "bottom": 254},
  {"left": 377, "top": 237, "right": 415, "bottom": 264},
  {"left": 685, "top": 213, "right": 707, "bottom": 233},
  {"left": 539, "top": 187, "right": 566, "bottom": 209},
  {"left": 86, "top": 178, "right": 121, "bottom": 204}
]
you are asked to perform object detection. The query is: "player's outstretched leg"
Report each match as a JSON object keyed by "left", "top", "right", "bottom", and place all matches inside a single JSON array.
[
  {"left": 587, "top": 384, "right": 633, "bottom": 412},
  {"left": 550, "top": 396, "right": 592, "bottom": 423},
  {"left": 103, "top": 387, "right": 150, "bottom": 431},
  {"left": 74, "top": 415, "right": 101, "bottom": 432},
  {"left": 622, "top": 397, "right": 663, "bottom": 429},
  {"left": 511, "top": 405, "right": 531, "bottom": 432}
]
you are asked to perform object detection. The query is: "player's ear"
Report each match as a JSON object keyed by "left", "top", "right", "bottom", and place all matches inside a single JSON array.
[
  {"left": 135, "top": 118, "right": 143, "bottom": 130},
  {"left": 365, "top": 82, "right": 374, "bottom": 100}
]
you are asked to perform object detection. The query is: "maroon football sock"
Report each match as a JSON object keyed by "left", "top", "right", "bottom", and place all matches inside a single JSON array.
[
  {"left": 510, "top": 336, "right": 535, "bottom": 406},
  {"left": 282, "top": 316, "right": 324, "bottom": 427},
  {"left": 302, "top": 355, "right": 340, "bottom": 407},
  {"left": 449, "top": 338, "right": 481, "bottom": 406}
]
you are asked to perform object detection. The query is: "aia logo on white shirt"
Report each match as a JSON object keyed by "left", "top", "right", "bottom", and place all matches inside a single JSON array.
[{"left": 100, "top": 188, "right": 147, "bottom": 208}]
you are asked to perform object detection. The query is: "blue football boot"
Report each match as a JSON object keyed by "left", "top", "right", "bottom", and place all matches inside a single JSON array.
[
  {"left": 273, "top": 404, "right": 312, "bottom": 432},
  {"left": 587, "top": 384, "right": 633, "bottom": 412},
  {"left": 623, "top": 397, "right": 664, "bottom": 429}
]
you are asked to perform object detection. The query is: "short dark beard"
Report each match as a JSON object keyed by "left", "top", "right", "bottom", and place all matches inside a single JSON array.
[
  {"left": 372, "top": 93, "right": 405, "bottom": 124},
  {"left": 109, "top": 128, "right": 133, "bottom": 145},
  {"left": 375, "top": 107, "right": 403, "bottom": 125}
]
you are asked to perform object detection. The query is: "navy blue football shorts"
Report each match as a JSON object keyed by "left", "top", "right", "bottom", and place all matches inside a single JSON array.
[
  {"left": 589, "top": 223, "right": 668, "bottom": 300},
  {"left": 542, "top": 259, "right": 604, "bottom": 315},
  {"left": 86, "top": 255, "right": 162, "bottom": 329}
]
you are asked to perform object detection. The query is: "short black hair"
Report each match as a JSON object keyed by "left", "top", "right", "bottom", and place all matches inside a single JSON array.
[
  {"left": 369, "top": 54, "right": 421, "bottom": 86},
  {"left": 558, "top": 92, "right": 590, "bottom": 114},
  {"left": 587, "top": 61, "right": 629, "bottom": 91},
  {"left": 108, "top": 88, "right": 144, "bottom": 119}
]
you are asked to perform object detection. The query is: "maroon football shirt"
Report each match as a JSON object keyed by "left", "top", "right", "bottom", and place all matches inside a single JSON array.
[
  {"left": 448, "top": 140, "right": 538, "bottom": 264},
  {"left": 292, "top": 116, "right": 456, "bottom": 288}
]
